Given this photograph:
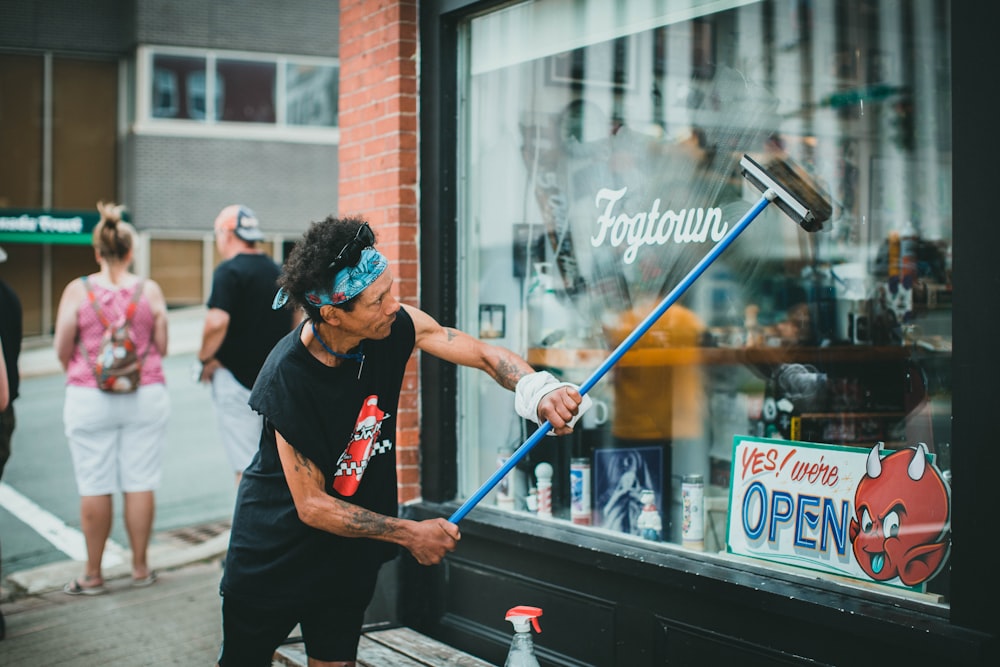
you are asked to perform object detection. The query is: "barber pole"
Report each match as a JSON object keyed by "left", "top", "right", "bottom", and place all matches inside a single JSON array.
[{"left": 535, "top": 462, "right": 553, "bottom": 518}]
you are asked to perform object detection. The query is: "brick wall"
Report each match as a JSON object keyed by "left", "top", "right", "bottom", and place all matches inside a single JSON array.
[{"left": 338, "top": 0, "right": 421, "bottom": 504}]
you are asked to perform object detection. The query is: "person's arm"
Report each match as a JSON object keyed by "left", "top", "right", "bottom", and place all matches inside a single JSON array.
[
  {"left": 403, "top": 304, "right": 584, "bottom": 434},
  {"left": 0, "top": 339, "right": 9, "bottom": 411},
  {"left": 53, "top": 278, "right": 86, "bottom": 370},
  {"left": 197, "top": 307, "right": 229, "bottom": 380},
  {"left": 275, "top": 431, "right": 460, "bottom": 565},
  {"left": 143, "top": 279, "right": 169, "bottom": 356}
]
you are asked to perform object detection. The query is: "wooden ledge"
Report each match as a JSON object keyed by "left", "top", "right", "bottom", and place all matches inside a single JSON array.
[{"left": 276, "top": 626, "right": 495, "bottom": 667}]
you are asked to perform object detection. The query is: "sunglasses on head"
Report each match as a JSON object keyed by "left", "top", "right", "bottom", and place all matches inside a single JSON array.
[{"left": 328, "top": 222, "right": 375, "bottom": 271}]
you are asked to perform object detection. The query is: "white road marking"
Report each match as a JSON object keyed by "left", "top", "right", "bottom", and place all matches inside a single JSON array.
[{"left": 0, "top": 481, "right": 125, "bottom": 566}]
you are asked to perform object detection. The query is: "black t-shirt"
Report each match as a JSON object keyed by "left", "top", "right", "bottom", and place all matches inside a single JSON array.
[
  {"left": 221, "top": 308, "right": 415, "bottom": 607},
  {"left": 207, "top": 253, "right": 290, "bottom": 389}
]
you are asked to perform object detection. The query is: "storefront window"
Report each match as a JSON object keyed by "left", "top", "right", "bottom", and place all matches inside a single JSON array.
[{"left": 457, "top": 0, "right": 951, "bottom": 606}]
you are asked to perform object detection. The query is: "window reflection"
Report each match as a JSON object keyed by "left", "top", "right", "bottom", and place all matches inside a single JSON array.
[
  {"left": 186, "top": 70, "right": 207, "bottom": 119},
  {"left": 286, "top": 63, "right": 338, "bottom": 127},
  {"left": 152, "top": 68, "right": 178, "bottom": 118},
  {"left": 461, "top": 0, "right": 952, "bottom": 605},
  {"left": 152, "top": 54, "right": 205, "bottom": 120}
]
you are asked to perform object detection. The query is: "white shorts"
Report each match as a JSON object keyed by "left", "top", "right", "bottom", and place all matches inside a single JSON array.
[
  {"left": 211, "top": 366, "right": 262, "bottom": 473},
  {"left": 63, "top": 384, "right": 170, "bottom": 496}
]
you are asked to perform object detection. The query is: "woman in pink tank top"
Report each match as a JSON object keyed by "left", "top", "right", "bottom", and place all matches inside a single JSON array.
[{"left": 52, "top": 201, "right": 171, "bottom": 596}]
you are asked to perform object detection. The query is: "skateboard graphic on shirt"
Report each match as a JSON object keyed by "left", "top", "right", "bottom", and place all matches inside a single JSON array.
[{"left": 333, "top": 395, "right": 392, "bottom": 496}]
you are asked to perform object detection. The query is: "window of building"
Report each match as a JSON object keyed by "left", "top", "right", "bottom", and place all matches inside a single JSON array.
[
  {"left": 456, "top": 0, "right": 952, "bottom": 609},
  {"left": 137, "top": 47, "right": 339, "bottom": 142}
]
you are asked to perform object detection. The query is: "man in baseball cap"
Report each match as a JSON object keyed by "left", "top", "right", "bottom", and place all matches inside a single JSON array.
[{"left": 198, "top": 205, "right": 293, "bottom": 484}]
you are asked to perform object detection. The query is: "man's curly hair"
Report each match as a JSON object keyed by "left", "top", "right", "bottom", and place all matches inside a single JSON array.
[{"left": 277, "top": 215, "right": 373, "bottom": 321}]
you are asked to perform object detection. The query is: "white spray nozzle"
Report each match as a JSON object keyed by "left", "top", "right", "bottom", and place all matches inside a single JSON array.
[{"left": 505, "top": 605, "right": 543, "bottom": 634}]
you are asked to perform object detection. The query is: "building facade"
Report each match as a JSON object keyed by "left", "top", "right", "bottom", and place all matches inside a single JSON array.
[
  {"left": 3, "top": 1, "right": 996, "bottom": 664},
  {"left": 0, "top": 0, "right": 341, "bottom": 335},
  {"left": 399, "top": 1, "right": 998, "bottom": 665}
]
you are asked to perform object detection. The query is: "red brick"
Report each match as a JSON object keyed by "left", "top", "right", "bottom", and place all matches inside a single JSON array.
[
  {"left": 397, "top": 447, "right": 421, "bottom": 466},
  {"left": 397, "top": 486, "right": 420, "bottom": 505},
  {"left": 342, "top": 0, "right": 422, "bottom": 496},
  {"left": 397, "top": 466, "right": 421, "bottom": 486}
]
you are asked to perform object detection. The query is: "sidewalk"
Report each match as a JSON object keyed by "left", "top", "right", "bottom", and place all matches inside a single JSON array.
[
  {"left": 6, "top": 303, "right": 215, "bottom": 601},
  {"left": 1, "top": 537, "right": 495, "bottom": 667},
  {"left": 0, "top": 551, "right": 229, "bottom": 666},
  {"left": 2, "top": 306, "right": 229, "bottom": 664},
  {"left": 3, "top": 307, "right": 496, "bottom": 666}
]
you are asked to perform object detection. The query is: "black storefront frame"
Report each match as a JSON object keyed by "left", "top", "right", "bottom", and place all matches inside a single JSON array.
[{"left": 413, "top": 1, "right": 998, "bottom": 664}]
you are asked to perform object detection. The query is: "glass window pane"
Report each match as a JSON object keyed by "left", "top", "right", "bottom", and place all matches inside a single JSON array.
[
  {"left": 152, "top": 54, "right": 206, "bottom": 120},
  {"left": 459, "top": 0, "right": 952, "bottom": 606},
  {"left": 286, "top": 63, "right": 338, "bottom": 127},
  {"left": 216, "top": 59, "right": 276, "bottom": 123}
]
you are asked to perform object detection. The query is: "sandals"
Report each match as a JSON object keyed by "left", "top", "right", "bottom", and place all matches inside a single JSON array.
[
  {"left": 63, "top": 577, "right": 107, "bottom": 596},
  {"left": 131, "top": 571, "right": 158, "bottom": 588},
  {"left": 63, "top": 571, "right": 158, "bottom": 595}
]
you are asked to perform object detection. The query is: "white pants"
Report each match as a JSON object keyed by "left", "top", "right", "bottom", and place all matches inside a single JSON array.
[
  {"left": 211, "top": 367, "right": 262, "bottom": 474},
  {"left": 63, "top": 384, "right": 170, "bottom": 496}
]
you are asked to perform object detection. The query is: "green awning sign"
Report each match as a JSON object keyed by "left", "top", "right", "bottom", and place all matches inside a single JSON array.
[{"left": 0, "top": 209, "right": 120, "bottom": 245}]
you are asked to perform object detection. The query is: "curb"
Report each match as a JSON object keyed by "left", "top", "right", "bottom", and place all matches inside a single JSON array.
[{"left": 2, "top": 529, "right": 229, "bottom": 600}]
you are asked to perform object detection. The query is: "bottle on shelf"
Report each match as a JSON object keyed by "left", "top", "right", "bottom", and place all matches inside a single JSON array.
[
  {"left": 504, "top": 605, "right": 543, "bottom": 667},
  {"left": 637, "top": 489, "right": 662, "bottom": 542},
  {"left": 570, "top": 457, "right": 592, "bottom": 525},
  {"left": 682, "top": 474, "right": 705, "bottom": 551}
]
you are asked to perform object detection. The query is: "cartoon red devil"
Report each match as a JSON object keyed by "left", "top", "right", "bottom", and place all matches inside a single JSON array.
[{"left": 849, "top": 442, "right": 950, "bottom": 587}]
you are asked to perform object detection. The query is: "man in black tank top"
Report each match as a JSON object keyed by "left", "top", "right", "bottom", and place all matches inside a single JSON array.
[{"left": 217, "top": 216, "right": 588, "bottom": 666}]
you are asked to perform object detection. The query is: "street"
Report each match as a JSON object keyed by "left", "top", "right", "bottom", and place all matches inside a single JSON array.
[{"left": 1, "top": 349, "right": 238, "bottom": 578}]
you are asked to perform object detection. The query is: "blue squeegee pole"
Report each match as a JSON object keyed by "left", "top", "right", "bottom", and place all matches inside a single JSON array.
[{"left": 449, "top": 192, "right": 774, "bottom": 525}]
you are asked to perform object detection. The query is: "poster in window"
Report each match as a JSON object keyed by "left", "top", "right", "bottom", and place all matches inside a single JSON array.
[{"left": 593, "top": 446, "right": 663, "bottom": 537}]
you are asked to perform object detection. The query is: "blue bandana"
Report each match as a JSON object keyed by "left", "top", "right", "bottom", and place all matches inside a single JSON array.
[{"left": 272, "top": 246, "right": 388, "bottom": 310}]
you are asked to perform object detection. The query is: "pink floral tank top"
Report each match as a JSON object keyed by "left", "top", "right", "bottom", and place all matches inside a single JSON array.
[{"left": 66, "top": 278, "right": 166, "bottom": 388}]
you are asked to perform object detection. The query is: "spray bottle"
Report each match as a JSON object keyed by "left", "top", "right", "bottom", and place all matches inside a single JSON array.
[{"left": 504, "top": 605, "right": 543, "bottom": 667}]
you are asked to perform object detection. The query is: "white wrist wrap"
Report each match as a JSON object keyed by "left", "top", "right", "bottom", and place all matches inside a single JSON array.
[{"left": 514, "top": 371, "right": 592, "bottom": 434}]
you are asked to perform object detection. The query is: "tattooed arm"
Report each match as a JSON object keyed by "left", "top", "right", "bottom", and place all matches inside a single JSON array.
[
  {"left": 402, "top": 304, "right": 583, "bottom": 434},
  {"left": 275, "top": 430, "right": 460, "bottom": 565}
]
